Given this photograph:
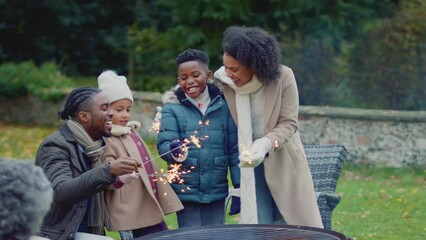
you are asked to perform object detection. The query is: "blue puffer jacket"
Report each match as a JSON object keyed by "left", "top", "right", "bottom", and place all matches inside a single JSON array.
[{"left": 157, "top": 83, "right": 239, "bottom": 203}]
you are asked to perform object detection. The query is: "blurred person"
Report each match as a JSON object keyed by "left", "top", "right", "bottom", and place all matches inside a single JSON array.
[
  {"left": 35, "top": 87, "right": 140, "bottom": 240},
  {"left": 0, "top": 159, "right": 52, "bottom": 240},
  {"left": 214, "top": 26, "right": 323, "bottom": 228},
  {"left": 98, "top": 70, "right": 183, "bottom": 239},
  {"left": 156, "top": 49, "right": 240, "bottom": 228}
]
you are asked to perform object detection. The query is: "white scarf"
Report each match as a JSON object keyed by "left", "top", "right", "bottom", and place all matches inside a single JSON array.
[
  {"left": 215, "top": 66, "right": 263, "bottom": 224},
  {"left": 110, "top": 120, "right": 141, "bottom": 136},
  {"left": 185, "top": 86, "right": 211, "bottom": 115}
]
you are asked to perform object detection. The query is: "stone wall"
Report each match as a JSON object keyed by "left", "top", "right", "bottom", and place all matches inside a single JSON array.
[
  {"left": 298, "top": 106, "right": 426, "bottom": 167},
  {"left": 1, "top": 92, "right": 425, "bottom": 167},
  {"left": 0, "top": 95, "right": 65, "bottom": 127}
]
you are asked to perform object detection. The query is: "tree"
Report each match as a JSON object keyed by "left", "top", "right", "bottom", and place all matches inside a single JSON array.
[
  {"left": 348, "top": 0, "right": 426, "bottom": 110},
  {"left": 0, "top": 0, "right": 136, "bottom": 75},
  {"left": 270, "top": 0, "right": 400, "bottom": 106}
]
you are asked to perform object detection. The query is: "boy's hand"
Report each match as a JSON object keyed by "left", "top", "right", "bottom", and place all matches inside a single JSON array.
[
  {"left": 229, "top": 196, "right": 241, "bottom": 215},
  {"left": 170, "top": 141, "right": 187, "bottom": 162}
]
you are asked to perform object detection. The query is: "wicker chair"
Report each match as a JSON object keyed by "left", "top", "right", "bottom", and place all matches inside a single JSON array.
[
  {"left": 225, "top": 144, "right": 348, "bottom": 230},
  {"left": 304, "top": 144, "right": 348, "bottom": 230}
]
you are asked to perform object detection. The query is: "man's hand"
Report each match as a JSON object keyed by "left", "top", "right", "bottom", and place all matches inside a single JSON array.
[{"left": 109, "top": 156, "right": 141, "bottom": 177}]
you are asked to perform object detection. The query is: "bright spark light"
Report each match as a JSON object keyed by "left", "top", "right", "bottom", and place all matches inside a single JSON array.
[
  {"left": 165, "top": 163, "right": 183, "bottom": 184},
  {"left": 150, "top": 120, "right": 161, "bottom": 133},
  {"left": 151, "top": 164, "right": 185, "bottom": 185},
  {"left": 147, "top": 117, "right": 211, "bottom": 192},
  {"left": 151, "top": 164, "right": 195, "bottom": 193},
  {"left": 184, "top": 135, "right": 201, "bottom": 148},
  {"left": 239, "top": 144, "right": 253, "bottom": 165},
  {"left": 198, "top": 119, "right": 210, "bottom": 126}
]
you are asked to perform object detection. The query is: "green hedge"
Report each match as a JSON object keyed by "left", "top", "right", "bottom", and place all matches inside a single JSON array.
[{"left": 0, "top": 61, "right": 75, "bottom": 102}]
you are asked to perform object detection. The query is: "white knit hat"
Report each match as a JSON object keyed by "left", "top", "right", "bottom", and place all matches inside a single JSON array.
[{"left": 98, "top": 70, "right": 133, "bottom": 103}]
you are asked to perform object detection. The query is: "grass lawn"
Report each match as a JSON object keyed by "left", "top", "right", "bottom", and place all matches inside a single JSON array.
[
  {"left": 334, "top": 164, "right": 425, "bottom": 239},
  {"left": 0, "top": 122, "right": 425, "bottom": 239}
]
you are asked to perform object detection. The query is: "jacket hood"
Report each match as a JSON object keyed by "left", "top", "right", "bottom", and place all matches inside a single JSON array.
[{"left": 212, "top": 66, "right": 226, "bottom": 92}]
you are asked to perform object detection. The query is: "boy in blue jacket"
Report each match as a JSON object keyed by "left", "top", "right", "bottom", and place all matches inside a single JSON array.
[{"left": 157, "top": 48, "right": 240, "bottom": 228}]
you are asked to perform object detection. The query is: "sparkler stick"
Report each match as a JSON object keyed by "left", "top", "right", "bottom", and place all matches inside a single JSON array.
[
  {"left": 136, "top": 134, "right": 207, "bottom": 192},
  {"left": 239, "top": 144, "right": 254, "bottom": 166},
  {"left": 141, "top": 134, "right": 209, "bottom": 165},
  {"left": 146, "top": 117, "right": 210, "bottom": 192}
]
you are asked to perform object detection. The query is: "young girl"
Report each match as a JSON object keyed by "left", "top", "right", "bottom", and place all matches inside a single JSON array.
[
  {"left": 156, "top": 49, "right": 240, "bottom": 228},
  {"left": 98, "top": 70, "right": 183, "bottom": 239}
]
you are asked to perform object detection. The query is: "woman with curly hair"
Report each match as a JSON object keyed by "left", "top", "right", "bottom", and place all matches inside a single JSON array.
[{"left": 214, "top": 26, "right": 323, "bottom": 228}]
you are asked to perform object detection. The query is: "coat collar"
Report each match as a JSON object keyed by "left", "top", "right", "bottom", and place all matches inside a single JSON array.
[
  {"left": 60, "top": 122, "right": 78, "bottom": 142},
  {"left": 59, "top": 123, "right": 86, "bottom": 173},
  {"left": 175, "top": 83, "right": 222, "bottom": 103},
  {"left": 174, "top": 83, "right": 222, "bottom": 110}
]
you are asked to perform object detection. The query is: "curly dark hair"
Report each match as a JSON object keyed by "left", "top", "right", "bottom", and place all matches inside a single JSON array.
[
  {"left": 176, "top": 48, "right": 209, "bottom": 69},
  {"left": 57, "top": 87, "right": 101, "bottom": 120},
  {"left": 222, "top": 26, "right": 282, "bottom": 84},
  {"left": 0, "top": 159, "right": 53, "bottom": 240}
]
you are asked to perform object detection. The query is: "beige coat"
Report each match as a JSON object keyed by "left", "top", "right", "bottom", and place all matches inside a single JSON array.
[
  {"left": 219, "top": 65, "right": 323, "bottom": 228},
  {"left": 102, "top": 130, "right": 183, "bottom": 231}
]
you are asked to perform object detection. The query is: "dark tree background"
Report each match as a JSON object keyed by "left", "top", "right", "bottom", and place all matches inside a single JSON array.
[{"left": 1, "top": 0, "right": 424, "bottom": 110}]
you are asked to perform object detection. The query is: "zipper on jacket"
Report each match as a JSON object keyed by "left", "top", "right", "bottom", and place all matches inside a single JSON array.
[
  {"left": 222, "top": 124, "right": 228, "bottom": 155},
  {"left": 182, "top": 124, "right": 187, "bottom": 140}
]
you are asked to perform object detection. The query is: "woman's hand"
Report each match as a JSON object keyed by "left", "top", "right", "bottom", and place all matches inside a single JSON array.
[{"left": 239, "top": 137, "right": 272, "bottom": 167}]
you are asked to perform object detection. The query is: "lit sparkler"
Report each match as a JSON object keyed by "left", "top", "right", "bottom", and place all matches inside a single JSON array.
[
  {"left": 147, "top": 118, "right": 210, "bottom": 192},
  {"left": 150, "top": 120, "right": 161, "bottom": 133},
  {"left": 274, "top": 140, "right": 279, "bottom": 150},
  {"left": 183, "top": 135, "right": 201, "bottom": 148},
  {"left": 239, "top": 144, "right": 253, "bottom": 166},
  {"left": 150, "top": 106, "right": 163, "bottom": 133},
  {"left": 147, "top": 134, "right": 207, "bottom": 164},
  {"left": 149, "top": 164, "right": 195, "bottom": 193}
]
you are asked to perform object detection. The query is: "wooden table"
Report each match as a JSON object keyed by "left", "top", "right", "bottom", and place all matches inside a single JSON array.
[{"left": 136, "top": 224, "right": 347, "bottom": 240}]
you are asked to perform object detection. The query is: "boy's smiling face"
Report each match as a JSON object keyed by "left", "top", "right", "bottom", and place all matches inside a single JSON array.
[{"left": 177, "top": 60, "right": 212, "bottom": 99}]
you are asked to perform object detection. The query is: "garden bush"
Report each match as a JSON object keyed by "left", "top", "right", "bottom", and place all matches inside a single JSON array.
[{"left": 0, "top": 61, "right": 74, "bottom": 102}]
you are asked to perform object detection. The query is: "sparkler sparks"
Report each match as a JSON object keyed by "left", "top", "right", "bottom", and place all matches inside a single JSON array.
[
  {"left": 150, "top": 164, "right": 195, "bottom": 193},
  {"left": 150, "top": 120, "right": 161, "bottom": 133},
  {"left": 147, "top": 134, "right": 207, "bottom": 164},
  {"left": 183, "top": 135, "right": 201, "bottom": 148},
  {"left": 150, "top": 106, "right": 163, "bottom": 133},
  {"left": 274, "top": 140, "right": 279, "bottom": 150},
  {"left": 145, "top": 134, "right": 205, "bottom": 193},
  {"left": 198, "top": 119, "right": 210, "bottom": 126},
  {"left": 239, "top": 144, "right": 253, "bottom": 165},
  {"left": 148, "top": 117, "right": 211, "bottom": 193}
]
